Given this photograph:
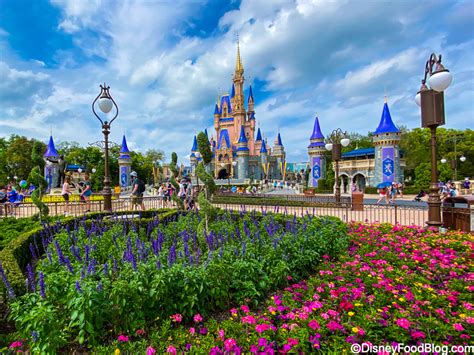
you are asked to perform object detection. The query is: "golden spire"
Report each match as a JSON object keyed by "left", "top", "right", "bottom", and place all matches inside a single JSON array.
[{"left": 235, "top": 35, "right": 243, "bottom": 73}]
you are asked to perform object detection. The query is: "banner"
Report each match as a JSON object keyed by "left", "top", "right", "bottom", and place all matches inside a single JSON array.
[
  {"left": 382, "top": 147, "right": 395, "bottom": 183},
  {"left": 311, "top": 156, "right": 321, "bottom": 187}
]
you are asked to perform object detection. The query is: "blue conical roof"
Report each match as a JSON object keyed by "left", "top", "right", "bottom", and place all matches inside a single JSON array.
[
  {"left": 310, "top": 116, "right": 324, "bottom": 140},
  {"left": 43, "top": 136, "right": 59, "bottom": 157},
  {"left": 120, "top": 135, "right": 130, "bottom": 153},
  {"left": 231, "top": 83, "right": 235, "bottom": 98},
  {"left": 374, "top": 101, "right": 400, "bottom": 135},
  {"left": 238, "top": 126, "right": 248, "bottom": 143},
  {"left": 260, "top": 139, "right": 268, "bottom": 153},
  {"left": 255, "top": 128, "right": 262, "bottom": 141},
  {"left": 191, "top": 135, "right": 197, "bottom": 152},
  {"left": 248, "top": 85, "right": 254, "bottom": 103},
  {"left": 214, "top": 104, "right": 219, "bottom": 115},
  {"left": 277, "top": 132, "right": 283, "bottom": 146}
]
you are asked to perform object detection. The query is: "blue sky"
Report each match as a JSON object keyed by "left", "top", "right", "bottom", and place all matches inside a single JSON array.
[{"left": 0, "top": 0, "right": 473, "bottom": 163}]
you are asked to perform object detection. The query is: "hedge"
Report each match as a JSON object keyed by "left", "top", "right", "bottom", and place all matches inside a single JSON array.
[{"left": 0, "top": 209, "right": 179, "bottom": 300}]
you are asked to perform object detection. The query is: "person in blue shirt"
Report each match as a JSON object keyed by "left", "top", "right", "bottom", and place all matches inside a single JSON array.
[{"left": 5, "top": 186, "right": 18, "bottom": 215}]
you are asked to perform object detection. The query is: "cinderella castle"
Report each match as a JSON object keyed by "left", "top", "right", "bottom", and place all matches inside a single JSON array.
[{"left": 190, "top": 42, "right": 286, "bottom": 181}]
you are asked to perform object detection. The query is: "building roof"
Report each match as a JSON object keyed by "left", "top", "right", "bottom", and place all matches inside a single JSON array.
[
  {"left": 308, "top": 141, "right": 325, "bottom": 148},
  {"left": 238, "top": 126, "right": 248, "bottom": 144},
  {"left": 218, "top": 129, "right": 231, "bottom": 149},
  {"left": 44, "top": 135, "right": 59, "bottom": 157},
  {"left": 310, "top": 116, "right": 324, "bottom": 140},
  {"left": 219, "top": 95, "right": 232, "bottom": 115},
  {"left": 260, "top": 139, "right": 268, "bottom": 153},
  {"left": 191, "top": 135, "right": 197, "bottom": 152},
  {"left": 248, "top": 85, "right": 254, "bottom": 103},
  {"left": 231, "top": 83, "right": 235, "bottom": 98},
  {"left": 120, "top": 135, "right": 130, "bottom": 153},
  {"left": 275, "top": 132, "right": 283, "bottom": 146},
  {"left": 374, "top": 101, "right": 400, "bottom": 135},
  {"left": 214, "top": 103, "right": 219, "bottom": 115},
  {"left": 248, "top": 111, "right": 255, "bottom": 120},
  {"left": 342, "top": 147, "right": 375, "bottom": 158},
  {"left": 255, "top": 127, "right": 262, "bottom": 141}
]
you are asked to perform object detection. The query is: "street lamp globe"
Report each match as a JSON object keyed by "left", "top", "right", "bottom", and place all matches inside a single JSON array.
[
  {"left": 341, "top": 138, "right": 351, "bottom": 147},
  {"left": 325, "top": 143, "right": 333, "bottom": 151},
  {"left": 98, "top": 96, "right": 113, "bottom": 113},
  {"left": 440, "top": 158, "right": 447, "bottom": 164},
  {"left": 14, "top": 176, "right": 18, "bottom": 180},
  {"left": 429, "top": 68, "right": 452, "bottom": 92},
  {"left": 415, "top": 92, "right": 421, "bottom": 107},
  {"left": 460, "top": 156, "right": 466, "bottom": 162},
  {"left": 92, "top": 168, "right": 97, "bottom": 173}
]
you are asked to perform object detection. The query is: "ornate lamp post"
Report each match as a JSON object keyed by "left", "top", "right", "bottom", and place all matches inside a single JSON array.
[
  {"left": 325, "top": 129, "right": 350, "bottom": 204},
  {"left": 92, "top": 83, "right": 119, "bottom": 212},
  {"left": 194, "top": 152, "right": 201, "bottom": 193},
  {"left": 415, "top": 54, "right": 452, "bottom": 229}
]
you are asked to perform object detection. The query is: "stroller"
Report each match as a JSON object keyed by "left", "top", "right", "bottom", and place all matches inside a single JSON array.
[{"left": 413, "top": 190, "right": 426, "bottom": 202}]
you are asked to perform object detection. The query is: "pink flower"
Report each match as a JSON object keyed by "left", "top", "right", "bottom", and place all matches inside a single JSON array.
[
  {"left": 135, "top": 329, "right": 145, "bottom": 336},
  {"left": 453, "top": 323, "right": 464, "bottom": 331},
  {"left": 411, "top": 331, "right": 426, "bottom": 339},
  {"left": 167, "top": 345, "right": 177, "bottom": 354},
  {"left": 287, "top": 275, "right": 293, "bottom": 281},
  {"left": 189, "top": 327, "right": 196, "bottom": 335},
  {"left": 240, "top": 305, "right": 250, "bottom": 314},
  {"left": 287, "top": 338, "right": 299, "bottom": 346},
  {"left": 117, "top": 335, "right": 129, "bottom": 342},
  {"left": 9, "top": 341, "right": 22, "bottom": 349},
  {"left": 255, "top": 323, "right": 271, "bottom": 333},
  {"left": 224, "top": 338, "right": 237, "bottom": 351},
  {"left": 171, "top": 314, "right": 182, "bottom": 323},
  {"left": 326, "top": 320, "right": 344, "bottom": 332},
  {"left": 230, "top": 308, "right": 238, "bottom": 316},
  {"left": 146, "top": 346, "right": 156, "bottom": 355},
  {"left": 218, "top": 329, "right": 225, "bottom": 340},
  {"left": 242, "top": 315, "right": 257, "bottom": 324},
  {"left": 193, "top": 313, "right": 203, "bottom": 323},
  {"left": 396, "top": 318, "right": 411, "bottom": 330},
  {"left": 308, "top": 320, "right": 320, "bottom": 330},
  {"left": 466, "top": 317, "right": 474, "bottom": 324}
]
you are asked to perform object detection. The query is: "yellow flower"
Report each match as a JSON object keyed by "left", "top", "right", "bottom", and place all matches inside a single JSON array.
[
  {"left": 355, "top": 303, "right": 362, "bottom": 307},
  {"left": 352, "top": 327, "right": 359, "bottom": 333},
  {"left": 114, "top": 349, "right": 120, "bottom": 355},
  {"left": 459, "top": 314, "right": 466, "bottom": 319},
  {"left": 377, "top": 309, "right": 383, "bottom": 313},
  {"left": 399, "top": 297, "right": 405, "bottom": 302},
  {"left": 348, "top": 312, "right": 355, "bottom": 317}
]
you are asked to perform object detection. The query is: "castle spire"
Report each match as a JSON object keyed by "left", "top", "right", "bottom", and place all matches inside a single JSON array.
[
  {"left": 310, "top": 116, "right": 324, "bottom": 140},
  {"left": 235, "top": 36, "right": 244, "bottom": 74},
  {"left": 374, "top": 97, "right": 400, "bottom": 135},
  {"left": 248, "top": 85, "right": 254, "bottom": 103},
  {"left": 260, "top": 138, "right": 268, "bottom": 154},
  {"left": 238, "top": 125, "right": 248, "bottom": 143},
  {"left": 191, "top": 135, "right": 198, "bottom": 152},
  {"left": 43, "top": 135, "right": 59, "bottom": 158},
  {"left": 255, "top": 127, "right": 262, "bottom": 141},
  {"left": 120, "top": 135, "right": 130, "bottom": 153}
]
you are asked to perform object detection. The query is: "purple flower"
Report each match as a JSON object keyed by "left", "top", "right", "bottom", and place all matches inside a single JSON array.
[
  {"left": 75, "top": 280, "right": 82, "bottom": 293},
  {"left": 199, "top": 327, "right": 208, "bottom": 335},
  {"left": 26, "top": 264, "right": 36, "bottom": 292},
  {"left": 54, "top": 240, "right": 66, "bottom": 265},
  {"left": 38, "top": 272, "right": 46, "bottom": 298},
  {"left": 64, "top": 257, "right": 74, "bottom": 274},
  {"left": 0, "top": 261, "right": 15, "bottom": 299},
  {"left": 97, "top": 281, "right": 103, "bottom": 292},
  {"left": 31, "top": 331, "right": 39, "bottom": 342}
]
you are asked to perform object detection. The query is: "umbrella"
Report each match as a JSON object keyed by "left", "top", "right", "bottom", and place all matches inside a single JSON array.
[{"left": 376, "top": 182, "right": 392, "bottom": 189}]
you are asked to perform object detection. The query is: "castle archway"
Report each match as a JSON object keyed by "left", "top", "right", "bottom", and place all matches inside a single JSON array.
[
  {"left": 340, "top": 174, "right": 350, "bottom": 194},
  {"left": 217, "top": 168, "right": 228, "bottom": 179},
  {"left": 352, "top": 173, "right": 366, "bottom": 192}
]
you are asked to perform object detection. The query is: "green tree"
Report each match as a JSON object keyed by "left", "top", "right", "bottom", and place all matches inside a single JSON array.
[{"left": 197, "top": 132, "right": 212, "bottom": 165}]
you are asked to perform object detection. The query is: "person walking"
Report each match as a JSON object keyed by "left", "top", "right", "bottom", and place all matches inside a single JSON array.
[
  {"left": 62, "top": 176, "right": 72, "bottom": 216},
  {"left": 80, "top": 173, "right": 92, "bottom": 213},
  {"left": 376, "top": 187, "right": 387, "bottom": 205},
  {"left": 130, "top": 171, "right": 146, "bottom": 211}
]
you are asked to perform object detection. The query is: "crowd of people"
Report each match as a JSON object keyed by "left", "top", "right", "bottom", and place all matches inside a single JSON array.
[
  {"left": 0, "top": 181, "right": 35, "bottom": 216},
  {"left": 376, "top": 182, "right": 404, "bottom": 205}
]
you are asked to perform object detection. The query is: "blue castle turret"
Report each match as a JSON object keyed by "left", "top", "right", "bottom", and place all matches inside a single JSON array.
[
  {"left": 43, "top": 135, "right": 60, "bottom": 191},
  {"left": 118, "top": 135, "right": 132, "bottom": 188},
  {"left": 236, "top": 125, "right": 249, "bottom": 180},
  {"left": 307, "top": 116, "right": 326, "bottom": 187},
  {"left": 373, "top": 97, "right": 402, "bottom": 185},
  {"left": 272, "top": 132, "right": 286, "bottom": 179}
]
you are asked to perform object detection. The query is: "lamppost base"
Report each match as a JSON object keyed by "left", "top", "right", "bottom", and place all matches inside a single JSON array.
[{"left": 103, "top": 188, "right": 113, "bottom": 212}]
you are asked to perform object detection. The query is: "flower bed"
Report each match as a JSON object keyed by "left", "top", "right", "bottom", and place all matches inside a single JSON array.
[
  {"left": 2, "top": 211, "right": 347, "bottom": 352},
  {"left": 92, "top": 224, "right": 471, "bottom": 353}
]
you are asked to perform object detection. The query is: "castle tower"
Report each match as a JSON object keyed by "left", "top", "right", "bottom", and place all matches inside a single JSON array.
[
  {"left": 236, "top": 125, "right": 249, "bottom": 180},
  {"left": 308, "top": 116, "right": 326, "bottom": 187},
  {"left": 118, "top": 135, "right": 132, "bottom": 187},
  {"left": 373, "top": 98, "right": 402, "bottom": 184},
  {"left": 272, "top": 132, "right": 286, "bottom": 179},
  {"left": 43, "top": 135, "right": 60, "bottom": 191},
  {"left": 254, "top": 127, "right": 263, "bottom": 155},
  {"left": 190, "top": 135, "right": 198, "bottom": 173},
  {"left": 259, "top": 138, "right": 268, "bottom": 179}
]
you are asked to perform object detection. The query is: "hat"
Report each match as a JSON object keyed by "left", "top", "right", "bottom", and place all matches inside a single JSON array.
[{"left": 130, "top": 171, "right": 138, "bottom": 177}]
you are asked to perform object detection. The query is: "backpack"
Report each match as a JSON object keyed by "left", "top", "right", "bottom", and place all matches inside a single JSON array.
[{"left": 136, "top": 179, "right": 146, "bottom": 194}]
